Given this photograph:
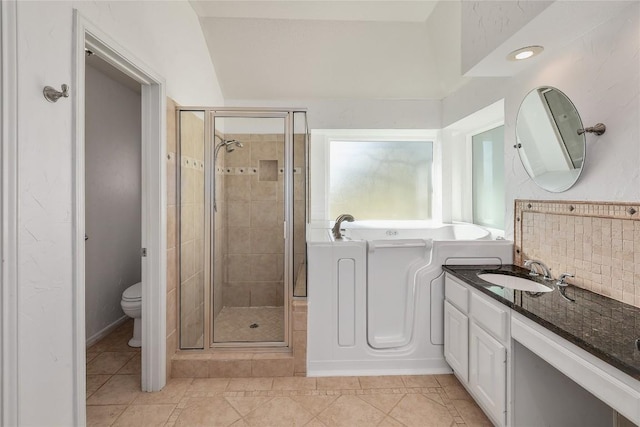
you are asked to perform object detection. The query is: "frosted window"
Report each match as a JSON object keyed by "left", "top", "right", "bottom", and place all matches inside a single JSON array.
[
  {"left": 472, "top": 126, "right": 504, "bottom": 229},
  {"left": 329, "top": 140, "right": 433, "bottom": 220}
]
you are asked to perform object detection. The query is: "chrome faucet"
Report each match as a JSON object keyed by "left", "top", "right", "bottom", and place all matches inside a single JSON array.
[
  {"left": 524, "top": 259, "right": 553, "bottom": 281},
  {"left": 332, "top": 214, "right": 355, "bottom": 240}
]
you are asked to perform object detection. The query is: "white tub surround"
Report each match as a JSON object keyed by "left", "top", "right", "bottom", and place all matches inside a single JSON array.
[{"left": 307, "top": 222, "right": 512, "bottom": 376}]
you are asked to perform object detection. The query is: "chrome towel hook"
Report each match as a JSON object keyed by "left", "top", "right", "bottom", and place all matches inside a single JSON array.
[{"left": 43, "top": 84, "right": 69, "bottom": 103}]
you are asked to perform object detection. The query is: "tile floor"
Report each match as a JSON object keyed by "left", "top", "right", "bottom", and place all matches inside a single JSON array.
[
  {"left": 87, "top": 321, "right": 492, "bottom": 426},
  {"left": 213, "top": 306, "right": 284, "bottom": 342}
]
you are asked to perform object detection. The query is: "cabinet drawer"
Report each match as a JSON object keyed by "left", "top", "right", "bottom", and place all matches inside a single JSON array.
[
  {"left": 470, "top": 292, "right": 509, "bottom": 343},
  {"left": 445, "top": 275, "right": 469, "bottom": 313}
]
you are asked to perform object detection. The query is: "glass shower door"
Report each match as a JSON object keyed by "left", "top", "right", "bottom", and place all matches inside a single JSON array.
[{"left": 211, "top": 114, "right": 290, "bottom": 345}]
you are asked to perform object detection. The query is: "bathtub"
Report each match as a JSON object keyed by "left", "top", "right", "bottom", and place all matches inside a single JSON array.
[
  {"left": 340, "top": 221, "right": 493, "bottom": 241},
  {"left": 307, "top": 221, "right": 512, "bottom": 376}
]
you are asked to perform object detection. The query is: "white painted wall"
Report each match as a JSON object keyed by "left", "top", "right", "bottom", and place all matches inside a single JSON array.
[
  {"left": 14, "top": 1, "right": 223, "bottom": 424},
  {"left": 226, "top": 98, "right": 442, "bottom": 129},
  {"left": 85, "top": 64, "right": 141, "bottom": 343},
  {"left": 445, "top": 2, "right": 640, "bottom": 241}
]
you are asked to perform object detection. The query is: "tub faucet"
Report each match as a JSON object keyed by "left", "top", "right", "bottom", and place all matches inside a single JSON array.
[
  {"left": 332, "top": 214, "right": 355, "bottom": 240},
  {"left": 524, "top": 259, "right": 553, "bottom": 281}
]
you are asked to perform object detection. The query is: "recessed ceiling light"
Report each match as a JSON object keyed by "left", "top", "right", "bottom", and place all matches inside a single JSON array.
[{"left": 507, "top": 46, "right": 544, "bottom": 61}]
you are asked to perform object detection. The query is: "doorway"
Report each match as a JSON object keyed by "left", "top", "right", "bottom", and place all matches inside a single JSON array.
[
  {"left": 84, "top": 50, "right": 143, "bottom": 401},
  {"left": 73, "top": 11, "right": 167, "bottom": 424}
]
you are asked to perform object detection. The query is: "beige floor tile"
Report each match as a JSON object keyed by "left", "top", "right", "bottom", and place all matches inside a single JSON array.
[
  {"left": 87, "top": 374, "right": 112, "bottom": 397},
  {"left": 87, "top": 352, "right": 136, "bottom": 375},
  {"left": 230, "top": 419, "right": 250, "bottom": 427},
  {"left": 316, "top": 377, "right": 361, "bottom": 390},
  {"left": 174, "top": 397, "right": 241, "bottom": 426},
  {"left": 87, "top": 375, "right": 142, "bottom": 405},
  {"left": 214, "top": 306, "right": 284, "bottom": 342},
  {"left": 389, "top": 394, "right": 453, "bottom": 427},
  {"left": 443, "top": 384, "right": 473, "bottom": 401},
  {"left": 104, "top": 337, "right": 140, "bottom": 353},
  {"left": 317, "top": 395, "right": 386, "bottom": 427},
  {"left": 87, "top": 351, "right": 101, "bottom": 364},
  {"left": 358, "top": 394, "right": 403, "bottom": 414},
  {"left": 272, "top": 376, "right": 316, "bottom": 390},
  {"left": 118, "top": 354, "right": 142, "bottom": 375},
  {"left": 244, "top": 397, "right": 314, "bottom": 426},
  {"left": 112, "top": 404, "right": 176, "bottom": 426},
  {"left": 290, "top": 395, "right": 338, "bottom": 416},
  {"left": 401, "top": 375, "right": 439, "bottom": 388},
  {"left": 377, "top": 416, "right": 404, "bottom": 427},
  {"left": 358, "top": 376, "right": 405, "bottom": 390},
  {"left": 86, "top": 404, "right": 127, "bottom": 426},
  {"left": 304, "top": 418, "right": 328, "bottom": 426},
  {"left": 225, "top": 396, "right": 274, "bottom": 416},
  {"left": 133, "top": 378, "right": 193, "bottom": 405},
  {"left": 452, "top": 399, "right": 492, "bottom": 426},
  {"left": 227, "top": 377, "right": 273, "bottom": 391},
  {"left": 186, "top": 378, "right": 230, "bottom": 396},
  {"left": 434, "top": 374, "right": 460, "bottom": 387},
  {"left": 423, "top": 392, "right": 446, "bottom": 406}
]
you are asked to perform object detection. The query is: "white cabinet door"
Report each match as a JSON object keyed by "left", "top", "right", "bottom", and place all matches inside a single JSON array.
[
  {"left": 444, "top": 300, "right": 469, "bottom": 383},
  {"left": 469, "top": 322, "right": 506, "bottom": 427}
]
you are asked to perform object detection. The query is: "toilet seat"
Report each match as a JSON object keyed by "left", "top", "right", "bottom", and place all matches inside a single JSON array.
[{"left": 122, "top": 282, "right": 142, "bottom": 302}]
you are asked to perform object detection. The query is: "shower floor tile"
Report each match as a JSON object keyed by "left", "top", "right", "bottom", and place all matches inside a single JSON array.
[{"left": 214, "top": 306, "right": 284, "bottom": 343}]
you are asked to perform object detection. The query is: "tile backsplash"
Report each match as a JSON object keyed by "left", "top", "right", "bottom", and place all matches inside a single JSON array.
[{"left": 515, "top": 200, "right": 640, "bottom": 308}]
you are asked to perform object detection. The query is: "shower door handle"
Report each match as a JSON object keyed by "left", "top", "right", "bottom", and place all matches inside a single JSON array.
[{"left": 283, "top": 221, "right": 287, "bottom": 239}]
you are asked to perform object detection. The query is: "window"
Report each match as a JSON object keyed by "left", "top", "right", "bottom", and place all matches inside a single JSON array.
[
  {"left": 472, "top": 126, "right": 504, "bottom": 229},
  {"left": 329, "top": 140, "right": 433, "bottom": 220}
]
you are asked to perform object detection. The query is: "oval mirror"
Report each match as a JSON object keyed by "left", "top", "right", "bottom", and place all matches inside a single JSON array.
[{"left": 515, "top": 86, "right": 585, "bottom": 192}]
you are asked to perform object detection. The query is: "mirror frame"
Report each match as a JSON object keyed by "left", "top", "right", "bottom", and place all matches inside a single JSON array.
[{"left": 515, "top": 86, "right": 586, "bottom": 193}]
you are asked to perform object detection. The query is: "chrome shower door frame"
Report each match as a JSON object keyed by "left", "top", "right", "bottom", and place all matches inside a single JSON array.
[{"left": 205, "top": 108, "right": 301, "bottom": 349}]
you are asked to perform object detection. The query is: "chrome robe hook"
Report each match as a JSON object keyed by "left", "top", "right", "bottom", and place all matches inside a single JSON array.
[{"left": 43, "top": 84, "right": 69, "bottom": 103}]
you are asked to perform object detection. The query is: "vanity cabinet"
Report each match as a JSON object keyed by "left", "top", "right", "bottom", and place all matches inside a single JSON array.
[
  {"left": 444, "top": 301, "right": 468, "bottom": 382},
  {"left": 469, "top": 322, "right": 507, "bottom": 422},
  {"left": 444, "top": 274, "right": 508, "bottom": 427}
]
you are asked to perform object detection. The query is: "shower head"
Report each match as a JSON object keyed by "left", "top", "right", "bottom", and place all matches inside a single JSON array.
[
  {"left": 214, "top": 138, "right": 244, "bottom": 160},
  {"left": 224, "top": 139, "right": 243, "bottom": 153}
]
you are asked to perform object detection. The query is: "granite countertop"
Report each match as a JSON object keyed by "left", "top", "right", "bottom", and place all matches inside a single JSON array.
[{"left": 443, "top": 264, "right": 640, "bottom": 381}]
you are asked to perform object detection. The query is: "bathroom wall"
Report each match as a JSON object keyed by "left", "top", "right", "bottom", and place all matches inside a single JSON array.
[
  {"left": 12, "top": 1, "right": 224, "bottom": 422},
  {"left": 180, "top": 112, "right": 206, "bottom": 348},
  {"left": 84, "top": 63, "right": 141, "bottom": 344},
  {"left": 442, "top": 3, "right": 640, "bottom": 305},
  {"left": 515, "top": 200, "right": 640, "bottom": 308}
]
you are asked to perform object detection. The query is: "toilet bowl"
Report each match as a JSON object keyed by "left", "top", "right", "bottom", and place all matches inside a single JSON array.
[{"left": 121, "top": 282, "right": 142, "bottom": 347}]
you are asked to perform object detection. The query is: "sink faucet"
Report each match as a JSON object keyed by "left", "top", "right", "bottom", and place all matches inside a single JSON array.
[
  {"left": 524, "top": 259, "right": 553, "bottom": 281},
  {"left": 332, "top": 214, "right": 355, "bottom": 240}
]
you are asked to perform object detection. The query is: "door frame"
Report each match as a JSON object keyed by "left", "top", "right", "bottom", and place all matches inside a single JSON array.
[
  {"left": 72, "top": 10, "right": 167, "bottom": 423},
  {"left": 1, "top": 1, "right": 19, "bottom": 425}
]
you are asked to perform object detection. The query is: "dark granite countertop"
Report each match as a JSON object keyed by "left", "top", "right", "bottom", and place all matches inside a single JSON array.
[{"left": 442, "top": 264, "right": 640, "bottom": 381}]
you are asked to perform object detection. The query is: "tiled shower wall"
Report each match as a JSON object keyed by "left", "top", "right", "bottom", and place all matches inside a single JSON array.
[
  {"left": 222, "top": 133, "right": 284, "bottom": 307},
  {"left": 166, "top": 98, "right": 178, "bottom": 377},
  {"left": 179, "top": 112, "right": 206, "bottom": 347},
  {"left": 515, "top": 200, "right": 640, "bottom": 308},
  {"left": 220, "top": 133, "right": 306, "bottom": 307}
]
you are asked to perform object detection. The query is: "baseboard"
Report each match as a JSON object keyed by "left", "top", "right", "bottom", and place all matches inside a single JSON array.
[{"left": 86, "top": 315, "right": 129, "bottom": 348}]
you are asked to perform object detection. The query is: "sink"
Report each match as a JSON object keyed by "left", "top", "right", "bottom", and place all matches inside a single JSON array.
[{"left": 477, "top": 273, "right": 554, "bottom": 293}]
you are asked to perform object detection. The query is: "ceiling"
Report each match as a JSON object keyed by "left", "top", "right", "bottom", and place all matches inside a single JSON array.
[
  {"left": 189, "top": 1, "right": 633, "bottom": 102},
  {"left": 190, "top": 0, "right": 465, "bottom": 100}
]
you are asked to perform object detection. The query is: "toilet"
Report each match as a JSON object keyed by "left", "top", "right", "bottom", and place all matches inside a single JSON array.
[{"left": 120, "top": 282, "right": 142, "bottom": 347}]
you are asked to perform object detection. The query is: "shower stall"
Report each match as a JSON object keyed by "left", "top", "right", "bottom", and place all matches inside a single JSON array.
[{"left": 177, "top": 108, "right": 308, "bottom": 349}]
